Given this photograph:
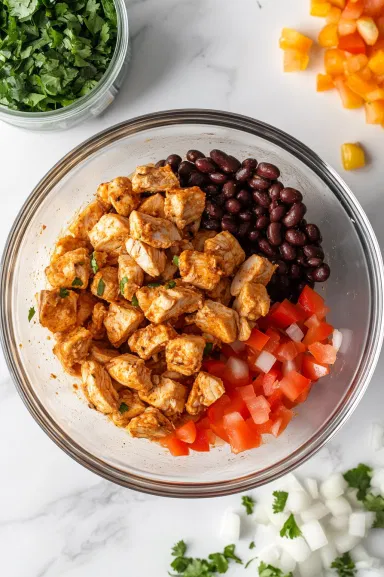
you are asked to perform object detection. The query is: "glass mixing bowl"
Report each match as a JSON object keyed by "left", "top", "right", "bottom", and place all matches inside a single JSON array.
[{"left": 1, "top": 110, "right": 383, "bottom": 497}]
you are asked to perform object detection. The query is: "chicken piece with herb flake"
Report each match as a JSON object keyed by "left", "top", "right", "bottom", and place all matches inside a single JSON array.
[
  {"left": 206, "top": 276, "right": 232, "bottom": 306},
  {"left": 107, "top": 353, "right": 152, "bottom": 391},
  {"left": 76, "top": 291, "right": 98, "bottom": 326},
  {"left": 68, "top": 200, "right": 106, "bottom": 240},
  {"left": 189, "top": 300, "right": 239, "bottom": 344},
  {"left": 204, "top": 231, "right": 245, "bottom": 276},
  {"left": 231, "top": 254, "right": 278, "bottom": 296},
  {"left": 165, "top": 334, "right": 205, "bottom": 376},
  {"left": 82, "top": 360, "right": 119, "bottom": 415},
  {"left": 118, "top": 254, "right": 144, "bottom": 301},
  {"left": 111, "top": 389, "right": 147, "bottom": 427},
  {"left": 137, "top": 284, "right": 203, "bottom": 324},
  {"left": 186, "top": 371, "right": 225, "bottom": 415},
  {"left": 139, "top": 193, "right": 166, "bottom": 219},
  {"left": 127, "top": 407, "right": 174, "bottom": 439},
  {"left": 237, "top": 316, "right": 256, "bottom": 342},
  {"left": 38, "top": 289, "right": 78, "bottom": 333},
  {"left": 164, "top": 186, "right": 206, "bottom": 229},
  {"left": 139, "top": 376, "right": 187, "bottom": 417},
  {"left": 104, "top": 302, "right": 144, "bottom": 347},
  {"left": 89, "top": 343, "right": 119, "bottom": 365},
  {"left": 125, "top": 237, "right": 166, "bottom": 277},
  {"left": 97, "top": 177, "right": 140, "bottom": 216},
  {"left": 90, "top": 266, "right": 119, "bottom": 302},
  {"left": 89, "top": 213, "right": 130, "bottom": 253},
  {"left": 233, "top": 282, "right": 270, "bottom": 321},
  {"left": 53, "top": 326, "right": 92, "bottom": 376},
  {"left": 45, "top": 247, "right": 91, "bottom": 290},
  {"left": 178, "top": 250, "right": 223, "bottom": 291},
  {"left": 131, "top": 164, "right": 179, "bottom": 193},
  {"left": 191, "top": 230, "right": 217, "bottom": 252},
  {"left": 87, "top": 302, "right": 108, "bottom": 340},
  {"left": 129, "top": 210, "right": 181, "bottom": 249},
  {"left": 51, "top": 236, "right": 91, "bottom": 263},
  {"left": 90, "top": 250, "right": 108, "bottom": 273},
  {"left": 128, "top": 323, "right": 177, "bottom": 360}
]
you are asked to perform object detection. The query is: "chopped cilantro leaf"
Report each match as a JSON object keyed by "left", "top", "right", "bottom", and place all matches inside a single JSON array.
[
  {"left": 59, "top": 287, "right": 69, "bottom": 298},
  {"left": 72, "top": 277, "right": 83, "bottom": 287},
  {"left": 343, "top": 463, "right": 372, "bottom": 500},
  {"left": 119, "top": 402, "right": 129, "bottom": 414},
  {"left": 169, "top": 541, "right": 241, "bottom": 576},
  {"left": 91, "top": 252, "right": 98, "bottom": 274},
  {"left": 166, "top": 280, "right": 176, "bottom": 289},
  {"left": 272, "top": 491, "right": 288, "bottom": 514},
  {"left": 147, "top": 282, "right": 162, "bottom": 288},
  {"left": 331, "top": 552, "right": 356, "bottom": 577},
  {"left": 97, "top": 278, "right": 105, "bottom": 296},
  {"left": 203, "top": 342, "right": 213, "bottom": 356},
  {"left": 223, "top": 544, "right": 242, "bottom": 564},
  {"left": 207, "top": 552, "right": 228, "bottom": 573},
  {"left": 242, "top": 495, "right": 255, "bottom": 515},
  {"left": 258, "top": 561, "right": 293, "bottom": 577},
  {"left": 28, "top": 306, "right": 35, "bottom": 322},
  {"left": 245, "top": 557, "right": 257, "bottom": 569},
  {"left": 172, "top": 540, "right": 187, "bottom": 558},
  {"left": 280, "top": 514, "right": 302, "bottom": 539},
  {"left": 364, "top": 493, "right": 384, "bottom": 527},
  {"left": 373, "top": 510, "right": 384, "bottom": 528},
  {"left": 119, "top": 276, "right": 128, "bottom": 295},
  {"left": 172, "top": 255, "right": 179, "bottom": 267},
  {"left": 131, "top": 295, "right": 139, "bottom": 307},
  {"left": 249, "top": 541, "right": 255, "bottom": 550}
]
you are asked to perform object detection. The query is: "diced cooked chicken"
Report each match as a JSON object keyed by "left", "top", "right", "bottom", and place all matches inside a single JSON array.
[
  {"left": 146, "top": 356, "right": 168, "bottom": 376},
  {"left": 128, "top": 323, "right": 177, "bottom": 360},
  {"left": 45, "top": 248, "right": 91, "bottom": 289},
  {"left": 127, "top": 407, "right": 173, "bottom": 439},
  {"left": 87, "top": 302, "right": 108, "bottom": 340},
  {"left": 164, "top": 187, "right": 206, "bottom": 229},
  {"left": 189, "top": 300, "right": 239, "bottom": 344},
  {"left": 230, "top": 254, "right": 278, "bottom": 296},
  {"left": 51, "top": 236, "right": 90, "bottom": 263},
  {"left": 118, "top": 254, "right": 144, "bottom": 301},
  {"left": 186, "top": 371, "right": 225, "bottom": 416},
  {"left": 90, "top": 266, "right": 119, "bottom": 303},
  {"left": 237, "top": 316, "right": 256, "bottom": 342},
  {"left": 129, "top": 210, "right": 181, "bottom": 249},
  {"left": 183, "top": 218, "right": 201, "bottom": 239},
  {"left": 82, "top": 360, "right": 119, "bottom": 414},
  {"left": 136, "top": 285, "right": 203, "bottom": 324},
  {"left": 178, "top": 250, "right": 222, "bottom": 291},
  {"left": 105, "top": 245, "right": 127, "bottom": 267},
  {"left": 97, "top": 177, "right": 140, "bottom": 216},
  {"left": 131, "top": 164, "right": 179, "bottom": 193},
  {"left": 165, "top": 334, "right": 205, "bottom": 376},
  {"left": 111, "top": 389, "right": 146, "bottom": 427},
  {"left": 107, "top": 353, "right": 152, "bottom": 391},
  {"left": 204, "top": 231, "right": 245, "bottom": 276},
  {"left": 169, "top": 239, "right": 194, "bottom": 256},
  {"left": 160, "top": 257, "right": 178, "bottom": 281},
  {"left": 68, "top": 200, "right": 106, "bottom": 240},
  {"left": 161, "top": 370, "right": 187, "bottom": 382},
  {"left": 139, "top": 193, "right": 165, "bottom": 219},
  {"left": 104, "top": 302, "right": 144, "bottom": 347},
  {"left": 206, "top": 276, "right": 232, "bottom": 306},
  {"left": 91, "top": 250, "right": 108, "bottom": 272},
  {"left": 89, "top": 343, "right": 119, "bottom": 365},
  {"left": 125, "top": 237, "right": 166, "bottom": 277},
  {"left": 139, "top": 376, "right": 187, "bottom": 417},
  {"left": 76, "top": 291, "right": 97, "bottom": 326},
  {"left": 233, "top": 282, "right": 270, "bottom": 321},
  {"left": 38, "top": 289, "right": 78, "bottom": 333},
  {"left": 192, "top": 230, "right": 217, "bottom": 252},
  {"left": 53, "top": 326, "right": 92, "bottom": 376},
  {"left": 88, "top": 213, "right": 130, "bottom": 253}
]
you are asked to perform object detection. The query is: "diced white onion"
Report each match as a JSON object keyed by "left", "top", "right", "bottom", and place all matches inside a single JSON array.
[
  {"left": 339, "top": 328, "right": 352, "bottom": 354},
  {"left": 279, "top": 536, "right": 311, "bottom": 563},
  {"left": 371, "top": 468, "right": 384, "bottom": 495},
  {"left": 327, "top": 515, "right": 349, "bottom": 531},
  {"left": 265, "top": 507, "right": 289, "bottom": 528},
  {"left": 320, "top": 543, "right": 338, "bottom": 569},
  {"left": 298, "top": 550, "right": 322, "bottom": 577},
  {"left": 333, "top": 532, "right": 361, "bottom": 554},
  {"left": 253, "top": 503, "right": 269, "bottom": 525},
  {"left": 320, "top": 473, "right": 347, "bottom": 500},
  {"left": 279, "top": 550, "right": 296, "bottom": 574},
  {"left": 301, "top": 519, "right": 328, "bottom": 551},
  {"left": 229, "top": 340, "right": 246, "bottom": 354},
  {"left": 286, "top": 490, "right": 312, "bottom": 513},
  {"left": 304, "top": 478, "right": 319, "bottom": 499},
  {"left": 301, "top": 502, "right": 330, "bottom": 523},
  {"left": 348, "top": 511, "right": 366, "bottom": 537},
  {"left": 255, "top": 350, "right": 276, "bottom": 373},
  {"left": 219, "top": 509, "right": 240, "bottom": 542},
  {"left": 371, "top": 423, "right": 384, "bottom": 452},
  {"left": 326, "top": 497, "right": 352, "bottom": 517},
  {"left": 257, "top": 544, "right": 280, "bottom": 566},
  {"left": 332, "top": 328, "right": 343, "bottom": 351},
  {"left": 280, "top": 473, "right": 308, "bottom": 494},
  {"left": 286, "top": 323, "right": 304, "bottom": 342},
  {"left": 364, "top": 511, "right": 376, "bottom": 529},
  {"left": 226, "top": 356, "right": 249, "bottom": 381},
  {"left": 350, "top": 544, "right": 371, "bottom": 563},
  {"left": 345, "top": 488, "right": 363, "bottom": 509}
]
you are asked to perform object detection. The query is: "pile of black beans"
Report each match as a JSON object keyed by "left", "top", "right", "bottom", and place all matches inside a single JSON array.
[{"left": 155, "top": 150, "right": 330, "bottom": 303}]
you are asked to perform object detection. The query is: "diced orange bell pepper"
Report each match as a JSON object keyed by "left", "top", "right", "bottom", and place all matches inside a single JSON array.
[
  {"left": 317, "top": 73, "right": 335, "bottom": 90},
  {"left": 327, "top": 6, "right": 342, "bottom": 23},
  {"left": 283, "top": 49, "right": 310, "bottom": 72},
  {"left": 324, "top": 48, "right": 346, "bottom": 74},
  {"left": 318, "top": 23, "right": 339, "bottom": 47},
  {"left": 368, "top": 50, "right": 384, "bottom": 75},
  {"left": 334, "top": 76, "right": 364, "bottom": 107},
  {"left": 341, "top": 142, "right": 366, "bottom": 170},
  {"left": 280, "top": 28, "right": 313, "bottom": 52},
  {"left": 357, "top": 17, "right": 379, "bottom": 45},
  {"left": 329, "top": 0, "right": 346, "bottom": 8},
  {"left": 344, "top": 53, "right": 369, "bottom": 73},
  {"left": 346, "top": 72, "right": 378, "bottom": 97},
  {"left": 365, "top": 100, "right": 384, "bottom": 123},
  {"left": 377, "top": 16, "right": 384, "bottom": 38},
  {"left": 366, "top": 86, "right": 384, "bottom": 100},
  {"left": 338, "top": 18, "right": 357, "bottom": 36},
  {"left": 311, "top": 0, "right": 331, "bottom": 16},
  {"left": 342, "top": 0, "right": 364, "bottom": 19},
  {"left": 338, "top": 31, "right": 367, "bottom": 53}
]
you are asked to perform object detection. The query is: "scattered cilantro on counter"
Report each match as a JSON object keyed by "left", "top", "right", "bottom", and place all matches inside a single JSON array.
[
  {"left": 28, "top": 306, "right": 35, "bottom": 321},
  {"left": 272, "top": 491, "right": 288, "bottom": 514},
  {"left": 258, "top": 562, "right": 292, "bottom": 577},
  {"left": 169, "top": 540, "right": 242, "bottom": 576},
  {"left": 279, "top": 514, "right": 302, "bottom": 539},
  {"left": 242, "top": 495, "right": 255, "bottom": 515},
  {"left": 344, "top": 463, "right": 384, "bottom": 527}
]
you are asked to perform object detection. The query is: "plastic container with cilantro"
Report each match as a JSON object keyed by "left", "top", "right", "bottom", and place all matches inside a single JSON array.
[{"left": 0, "top": 0, "right": 129, "bottom": 130}]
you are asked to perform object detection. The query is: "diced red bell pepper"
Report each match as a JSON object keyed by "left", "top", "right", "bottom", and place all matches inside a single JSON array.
[
  {"left": 270, "top": 404, "right": 294, "bottom": 437},
  {"left": 202, "top": 359, "right": 227, "bottom": 379},
  {"left": 255, "top": 418, "right": 275, "bottom": 434},
  {"left": 269, "top": 299, "right": 307, "bottom": 328},
  {"left": 298, "top": 285, "right": 329, "bottom": 319},
  {"left": 279, "top": 370, "right": 311, "bottom": 402},
  {"left": 175, "top": 420, "right": 197, "bottom": 444},
  {"left": 161, "top": 435, "right": 190, "bottom": 456},
  {"left": 303, "top": 320, "right": 334, "bottom": 345},
  {"left": 302, "top": 355, "right": 330, "bottom": 381},
  {"left": 226, "top": 390, "right": 250, "bottom": 419},
  {"left": 210, "top": 421, "right": 229, "bottom": 443},
  {"left": 263, "top": 328, "right": 281, "bottom": 354},
  {"left": 208, "top": 394, "right": 231, "bottom": 423},
  {"left": 262, "top": 369, "right": 280, "bottom": 396},
  {"left": 246, "top": 328, "right": 270, "bottom": 352},
  {"left": 338, "top": 31, "right": 367, "bottom": 53},
  {"left": 294, "top": 341, "right": 307, "bottom": 354},
  {"left": 308, "top": 342, "right": 337, "bottom": 364},
  {"left": 295, "top": 384, "right": 312, "bottom": 404},
  {"left": 276, "top": 340, "right": 299, "bottom": 362},
  {"left": 238, "top": 385, "right": 271, "bottom": 424},
  {"left": 267, "top": 389, "right": 285, "bottom": 411},
  {"left": 189, "top": 427, "right": 211, "bottom": 452},
  {"left": 223, "top": 412, "right": 262, "bottom": 454}
]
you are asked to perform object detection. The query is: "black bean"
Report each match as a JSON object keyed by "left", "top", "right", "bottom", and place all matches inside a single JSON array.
[
  {"left": 303, "top": 244, "right": 324, "bottom": 259},
  {"left": 166, "top": 154, "right": 182, "bottom": 172},
  {"left": 279, "top": 242, "right": 297, "bottom": 261},
  {"left": 204, "top": 184, "right": 220, "bottom": 195},
  {"left": 225, "top": 198, "right": 242, "bottom": 214},
  {"left": 186, "top": 149, "right": 205, "bottom": 163},
  {"left": 258, "top": 238, "right": 277, "bottom": 258},
  {"left": 290, "top": 263, "right": 302, "bottom": 279},
  {"left": 237, "top": 189, "right": 253, "bottom": 206},
  {"left": 221, "top": 215, "right": 238, "bottom": 234},
  {"left": 282, "top": 202, "right": 307, "bottom": 228},
  {"left": 239, "top": 210, "right": 253, "bottom": 222},
  {"left": 256, "top": 215, "right": 269, "bottom": 230},
  {"left": 276, "top": 260, "right": 288, "bottom": 275},
  {"left": 155, "top": 159, "right": 166, "bottom": 167},
  {"left": 312, "top": 263, "right": 330, "bottom": 282},
  {"left": 249, "top": 175, "right": 271, "bottom": 190},
  {"left": 242, "top": 158, "right": 258, "bottom": 170},
  {"left": 202, "top": 218, "right": 221, "bottom": 231},
  {"left": 277, "top": 275, "right": 290, "bottom": 292},
  {"left": 305, "top": 269, "right": 314, "bottom": 282},
  {"left": 210, "top": 172, "right": 228, "bottom": 185},
  {"left": 215, "top": 193, "right": 226, "bottom": 207},
  {"left": 189, "top": 172, "right": 208, "bottom": 188},
  {"left": 307, "top": 257, "right": 323, "bottom": 268},
  {"left": 269, "top": 200, "right": 280, "bottom": 211},
  {"left": 268, "top": 182, "right": 284, "bottom": 201},
  {"left": 235, "top": 166, "right": 253, "bottom": 182},
  {"left": 210, "top": 149, "right": 240, "bottom": 173},
  {"left": 253, "top": 191, "right": 271, "bottom": 208},
  {"left": 270, "top": 205, "right": 287, "bottom": 222},
  {"left": 280, "top": 187, "right": 303, "bottom": 204},
  {"left": 178, "top": 160, "right": 195, "bottom": 178},
  {"left": 206, "top": 202, "right": 224, "bottom": 220},
  {"left": 296, "top": 253, "right": 307, "bottom": 267},
  {"left": 305, "top": 223, "right": 322, "bottom": 243},
  {"left": 222, "top": 180, "right": 238, "bottom": 199},
  {"left": 253, "top": 205, "right": 267, "bottom": 216},
  {"left": 195, "top": 157, "right": 217, "bottom": 174},
  {"left": 267, "top": 222, "right": 283, "bottom": 246},
  {"left": 228, "top": 155, "right": 241, "bottom": 172},
  {"left": 285, "top": 229, "right": 307, "bottom": 246},
  {"left": 248, "top": 230, "right": 260, "bottom": 243},
  {"left": 301, "top": 219, "right": 307, "bottom": 228},
  {"left": 257, "top": 162, "right": 280, "bottom": 180},
  {"left": 238, "top": 222, "right": 251, "bottom": 237}
]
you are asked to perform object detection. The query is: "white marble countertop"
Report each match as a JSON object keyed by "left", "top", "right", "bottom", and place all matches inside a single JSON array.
[{"left": 1, "top": 0, "right": 384, "bottom": 575}]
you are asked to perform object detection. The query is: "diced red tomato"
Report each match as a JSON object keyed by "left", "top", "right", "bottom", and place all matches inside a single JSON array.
[
  {"left": 189, "top": 427, "right": 211, "bottom": 452},
  {"left": 224, "top": 356, "right": 250, "bottom": 388},
  {"left": 198, "top": 417, "right": 211, "bottom": 429},
  {"left": 223, "top": 412, "right": 262, "bottom": 454},
  {"left": 175, "top": 420, "right": 197, "bottom": 444},
  {"left": 298, "top": 285, "right": 329, "bottom": 319},
  {"left": 342, "top": 0, "right": 364, "bottom": 19},
  {"left": 246, "top": 328, "right": 270, "bottom": 352},
  {"left": 269, "top": 299, "right": 307, "bottom": 328},
  {"left": 210, "top": 421, "right": 229, "bottom": 443},
  {"left": 262, "top": 369, "right": 281, "bottom": 396},
  {"left": 302, "top": 355, "right": 330, "bottom": 380},
  {"left": 276, "top": 340, "right": 299, "bottom": 362},
  {"left": 267, "top": 389, "right": 285, "bottom": 411},
  {"left": 295, "top": 384, "right": 312, "bottom": 404},
  {"left": 161, "top": 435, "right": 190, "bottom": 456},
  {"left": 294, "top": 341, "right": 307, "bottom": 354},
  {"left": 270, "top": 405, "right": 294, "bottom": 437},
  {"left": 264, "top": 328, "right": 281, "bottom": 354},
  {"left": 255, "top": 418, "right": 274, "bottom": 434},
  {"left": 279, "top": 370, "right": 311, "bottom": 402},
  {"left": 208, "top": 394, "right": 231, "bottom": 422},
  {"left": 303, "top": 320, "right": 334, "bottom": 345},
  {"left": 238, "top": 385, "right": 271, "bottom": 424},
  {"left": 308, "top": 342, "right": 337, "bottom": 364},
  {"left": 363, "top": 0, "right": 384, "bottom": 16},
  {"left": 226, "top": 390, "right": 250, "bottom": 419},
  {"left": 338, "top": 31, "right": 367, "bottom": 53}
]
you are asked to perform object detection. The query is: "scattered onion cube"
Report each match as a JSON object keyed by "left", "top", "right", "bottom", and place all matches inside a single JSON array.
[
  {"left": 320, "top": 473, "right": 347, "bottom": 499},
  {"left": 286, "top": 490, "right": 313, "bottom": 513},
  {"left": 328, "top": 514, "right": 349, "bottom": 531},
  {"left": 300, "top": 501, "right": 330, "bottom": 523},
  {"left": 219, "top": 509, "right": 240, "bottom": 542},
  {"left": 333, "top": 532, "right": 361, "bottom": 554},
  {"left": 253, "top": 503, "right": 269, "bottom": 525},
  {"left": 255, "top": 350, "right": 276, "bottom": 373},
  {"left": 350, "top": 544, "right": 370, "bottom": 563},
  {"left": 279, "top": 535, "right": 311, "bottom": 563},
  {"left": 301, "top": 519, "right": 328, "bottom": 551},
  {"left": 286, "top": 323, "right": 304, "bottom": 342},
  {"left": 364, "top": 511, "right": 376, "bottom": 529},
  {"left": 298, "top": 550, "right": 322, "bottom": 577},
  {"left": 320, "top": 543, "right": 338, "bottom": 570},
  {"left": 304, "top": 478, "right": 319, "bottom": 499},
  {"left": 349, "top": 512, "right": 366, "bottom": 537},
  {"left": 257, "top": 544, "right": 280, "bottom": 566},
  {"left": 370, "top": 423, "right": 384, "bottom": 452},
  {"left": 325, "top": 496, "right": 352, "bottom": 517},
  {"left": 332, "top": 328, "right": 343, "bottom": 351},
  {"left": 279, "top": 550, "right": 297, "bottom": 574}
]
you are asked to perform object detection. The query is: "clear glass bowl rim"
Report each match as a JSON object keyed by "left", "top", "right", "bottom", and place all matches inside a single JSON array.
[
  {"left": 0, "top": 0, "right": 129, "bottom": 124},
  {"left": 1, "top": 109, "right": 383, "bottom": 498}
]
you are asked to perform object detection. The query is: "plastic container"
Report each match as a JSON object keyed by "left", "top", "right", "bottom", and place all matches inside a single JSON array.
[
  {"left": 1, "top": 110, "right": 383, "bottom": 496},
  {"left": 0, "top": 0, "right": 130, "bottom": 131}
]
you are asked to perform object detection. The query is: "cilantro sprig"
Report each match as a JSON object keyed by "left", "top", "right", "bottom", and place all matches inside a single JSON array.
[
  {"left": 258, "top": 562, "right": 292, "bottom": 577},
  {"left": 272, "top": 491, "right": 288, "bottom": 514},
  {"left": 279, "top": 514, "right": 302, "bottom": 539},
  {"left": 170, "top": 540, "right": 242, "bottom": 577},
  {"left": 331, "top": 552, "right": 356, "bottom": 577},
  {"left": 343, "top": 463, "right": 384, "bottom": 528},
  {"left": 242, "top": 495, "right": 255, "bottom": 515},
  {"left": 28, "top": 306, "right": 35, "bottom": 321}
]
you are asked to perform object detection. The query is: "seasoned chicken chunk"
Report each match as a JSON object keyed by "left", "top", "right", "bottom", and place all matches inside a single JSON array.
[
  {"left": 233, "top": 282, "right": 270, "bottom": 321},
  {"left": 190, "top": 300, "right": 239, "bottom": 344},
  {"left": 137, "top": 285, "right": 203, "bottom": 324},
  {"left": 68, "top": 200, "right": 105, "bottom": 240},
  {"left": 178, "top": 250, "right": 222, "bottom": 291},
  {"left": 82, "top": 360, "right": 119, "bottom": 414},
  {"left": 164, "top": 186, "right": 206, "bottom": 229},
  {"left": 192, "top": 230, "right": 217, "bottom": 252},
  {"left": 125, "top": 237, "right": 166, "bottom": 277},
  {"left": 91, "top": 250, "right": 108, "bottom": 272},
  {"left": 111, "top": 389, "right": 146, "bottom": 427},
  {"left": 118, "top": 254, "right": 144, "bottom": 301},
  {"left": 104, "top": 302, "right": 144, "bottom": 347},
  {"left": 139, "top": 376, "right": 187, "bottom": 417},
  {"left": 51, "top": 236, "right": 90, "bottom": 263},
  {"left": 128, "top": 323, "right": 177, "bottom": 360},
  {"left": 127, "top": 407, "right": 173, "bottom": 439},
  {"left": 186, "top": 371, "right": 225, "bottom": 416},
  {"left": 89, "top": 213, "right": 130, "bottom": 253},
  {"left": 160, "top": 257, "right": 178, "bottom": 282},
  {"left": 204, "top": 231, "right": 245, "bottom": 276},
  {"left": 183, "top": 218, "right": 201, "bottom": 239},
  {"left": 38, "top": 289, "right": 78, "bottom": 333},
  {"left": 97, "top": 177, "right": 140, "bottom": 216},
  {"left": 169, "top": 239, "right": 194, "bottom": 256},
  {"left": 53, "top": 326, "right": 92, "bottom": 376},
  {"left": 87, "top": 302, "right": 108, "bottom": 340},
  {"left": 139, "top": 193, "right": 165, "bottom": 219},
  {"left": 90, "top": 266, "right": 119, "bottom": 303},
  {"left": 237, "top": 317, "right": 256, "bottom": 342},
  {"left": 231, "top": 255, "right": 277, "bottom": 296},
  {"left": 131, "top": 164, "right": 179, "bottom": 193},
  {"left": 107, "top": 353, "right": 152, "bottom": 391},
  {"left": 89, "top": 343, "right": 119, "bottom": 365},
  {"left": 45, "top": 247, "right": 91, "bottom": 289},
  {"left": 129, "top": 210, "right": 181, "bottom": 249},
  {"left": 206, "top": 276, "right": 232, "bottom": 306},
  {"left": 165, "top": 334, "right": 205, "bottom": 376},
  {"left": 76, "top": 291, "right": 97, "bottom": 326}
]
